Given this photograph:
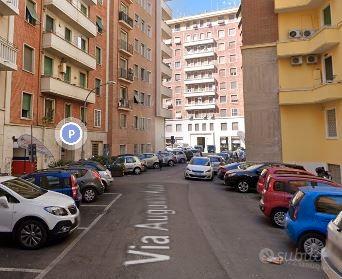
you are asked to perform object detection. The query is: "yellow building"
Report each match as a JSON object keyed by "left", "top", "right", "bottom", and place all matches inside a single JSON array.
[{"left": 275, "top": 0, "right": 342, "bottom": 182}]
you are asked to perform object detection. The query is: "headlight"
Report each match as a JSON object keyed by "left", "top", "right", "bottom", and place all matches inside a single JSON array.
[
  {"left": 44, "top": 206, "right": 68, "bottom": 216},
  {"left": 186, "top": 167, "right": 191, "bottom": 171},
  {"left": 206, "top": 169, "right": 211, "bottom": 173},
  {"left": 228, "top": 173, "right": 236, "bottom": 176}
]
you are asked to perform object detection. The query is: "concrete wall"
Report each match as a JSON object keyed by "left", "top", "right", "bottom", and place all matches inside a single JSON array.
[{"left": 242, "top": 46, "right": 282, "bottom": 162}]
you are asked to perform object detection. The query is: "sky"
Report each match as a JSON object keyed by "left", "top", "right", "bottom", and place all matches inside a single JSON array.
[{"left": 168, "top": 0, "right": 241, "bottom": 18}]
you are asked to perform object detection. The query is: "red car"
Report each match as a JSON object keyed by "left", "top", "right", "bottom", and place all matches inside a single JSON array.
[
  {"left": 257, "top": 166, "right": 313, "bottom": 194},
  {"left": 259, "top": 174, "right": 341, "bottom": 227}
]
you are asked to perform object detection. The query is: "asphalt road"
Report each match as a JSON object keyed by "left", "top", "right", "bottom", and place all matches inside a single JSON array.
[{"left": 0, "top": 165, "right": 324, "bottom": 279}]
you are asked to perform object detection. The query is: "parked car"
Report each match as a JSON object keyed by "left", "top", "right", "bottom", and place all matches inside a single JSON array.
[
  {"left": 217, "top": 162, "right": 252, "bottom": 180},
  {"left": 114, "top": 156, "right": 144, "bottom": 175},
  {"left": 0, "top": 177, "right": 80, "bottom": 249},
  {"left": 257, "top": 166, "right": 313, "bottom": 194},
  {"left": 184, "top": 157, "right": 213, "bottom": 181},
  {"left": 224, "top": 162, "right": 306, "bottom": 193},
  {"left": 76, "top": 160, "right": 113, "bottom": 190},
  {"left": 321, "top": 211, "right": 342, "bottom": 278},
  {"left": 22, "top": 170, "right": 82, "bottom": 207},
  {"left": 285, "top": 187, "right": 342, "bottom": 260},
  {"left": 171, "top": 150, "right": 187, "bottom": 164},
  {"left": 260, "top": 174, "right": 341, "bottom": 227},
  {"left": 55, "top": 165, "right": 104, "bottom": 203},
  {"left": 207, "top": 145, "right": 216, "bottom": 153},
  {"left": 158, "top": 151, "right": 177, "bottom": 167},
  {"left": 208, "top": 155, "right": 225, "bottom": 174},
  {"left": 138, "top": 153, "right": 160, "bottom": 169}
]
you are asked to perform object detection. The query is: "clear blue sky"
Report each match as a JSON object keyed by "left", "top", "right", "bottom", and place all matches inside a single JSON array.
[{"left": 169, "top": 0, "right": 240, "bottom": 18}]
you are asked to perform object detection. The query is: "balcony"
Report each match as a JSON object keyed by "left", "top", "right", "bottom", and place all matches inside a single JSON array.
[
  {"left": 184, "top": 90, "right": 216, "bottom": 98},
  {"left": 161, "top": 0, "right": 172, "bottom": 20},
  {"left": 275, "top": 0, "right": 325, "bottom": 13},
  {"left": 119, "top": 40, "right": 133, "bottom": 56},
  {"left": 277, "top": 27, "right": 340, "bottom": 57},
  {"left": 161, "top": 20, "right": 172, "bottom": 40},
  {"left": 119, "top": 68, "right": 134, "bottom": 83},
  {"left": 0, "top": 0, "right": 19, "bottom": 15},
  {"left": 184, "top": 51, "right": 216, "bottom": 60},
  {"left": 118, "top": 99, "right": 133, "bottom": 111},
  {"left": 184, "top": 38, "right": 216, "bottom": 47},
  {"left": 279, "top": 82, "right": 342, "bottom": 105},
  {"left": 82, "top": 0, "right": 97, "bottom": 5},
  {"left": 161, "top": 85, "right": 172, "bottom": 98},
  {"left": 44, "top": 0, "right": 97, "bottom": 38},
  {"left": 185, "top": 103, "right": 216, "bottom": 111},
  {"left": 41, "top": 76, "right": 95, "bottom": 103},
  {"left": 157, "top": 108, "right": 172, "bottom": 119},
  {"left": 184, "top": 64, "right": 216, "bottom": 72},
  {"left": 161, "top": 41, "right": 172, "bottom": 59},
  {"left": 119, "top": 11, "right": 134, "bottom": 30},
  {"left": 161, "top": 62, "right": 172, "bottom": 79},
  {"left": 184, "top": 77, "right": 216, "bottom": 85},
  {"left": 0, "top": 36, "right": 17, "bottom": 71}
]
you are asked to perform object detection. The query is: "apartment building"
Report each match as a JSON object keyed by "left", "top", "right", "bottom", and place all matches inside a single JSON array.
[
  {"left": 275, "top": 0, "right": 342, "bottom": 182},
  {"left": 239, "top": 0, "right": 281, "bottom": 162},
  {"left": 164, "top": 9, "right": 245, "bottom": 152}
]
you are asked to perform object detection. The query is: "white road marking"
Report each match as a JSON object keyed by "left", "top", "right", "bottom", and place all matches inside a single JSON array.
[
  {"left": 0, "top": 268, "right": 43, "bottom": 273},
  {"left": 102, "top": 192, "right": 120, "bottom": 195},
  {"left": 35, "top": 193, "right": 122, "bottom": 279},
  {"left": 77, "top": 227, "right": 88, "bottom": 230},
  {"left": 80, "top": 204, "right": 107, "bottom": 207}
]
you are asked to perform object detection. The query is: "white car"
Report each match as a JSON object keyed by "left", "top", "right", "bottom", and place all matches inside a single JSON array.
[
  {"left": 0, "top": 177, "right": 80, "bottom": 249},
  {"left": 321, "top": 211, "right": 342, "bottom": 279},
  {"left": 184, "top": 157, "right": 214, "bottom": 180}
]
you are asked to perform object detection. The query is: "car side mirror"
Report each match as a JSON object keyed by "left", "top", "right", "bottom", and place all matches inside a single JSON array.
[{"left": 0, "top": 196, "right": 9, "bottom": 208}]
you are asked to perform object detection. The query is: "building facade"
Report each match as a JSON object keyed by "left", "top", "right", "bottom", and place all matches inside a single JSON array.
[
  {"left": 275, "top": 0, "right": 342, "bottom": 182},
  {"left": 164, "top": 9, "right": 245, "bottom": 152},
  {"left": 240, "top": 0, "right": 282, "bottom": 162}
]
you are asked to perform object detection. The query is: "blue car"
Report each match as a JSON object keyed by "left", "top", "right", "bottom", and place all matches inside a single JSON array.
[
  {"left": 22, "top": 170, "right": 82, "bottom": 207},
  {"left": 285, "top": 186, "right": 342, "bottom": 260}
]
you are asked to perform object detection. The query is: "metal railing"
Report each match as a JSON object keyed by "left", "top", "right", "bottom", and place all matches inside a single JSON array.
[
  {"left": 119, "top": 68, "right": 134, "bottom": 81},
  {"left": 119, "top": 39, "right": 133, "bottom": 55},
  {"left": 119, "top": 11, "right": 134, "bottom": 28},
  {"left": 0, "top": 36, "right": 17, "bottom": 66}
]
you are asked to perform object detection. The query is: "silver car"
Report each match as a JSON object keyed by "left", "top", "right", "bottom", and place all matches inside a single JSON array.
[
  {"left": 208, "top": 155, "right": 225, "bottom": 174},
  {"left": 321, "top": 211, "right": 342, "bottom": 279},
  {"left": 158, "top": 151, "right": 177, "bottom": 167},
  {"left": 139, "top": 153, "right": 160, "bottom": 169},
  {"left": 171, "top": 150, "right": 187, "bottom": 164},
  {"left": 115, "top": 156, "right": 144, "bottom": 175}
]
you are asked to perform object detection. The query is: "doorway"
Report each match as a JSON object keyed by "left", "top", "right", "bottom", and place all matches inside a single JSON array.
[{"left": 197, "top": 137, "right": 205, "bottom": 150}]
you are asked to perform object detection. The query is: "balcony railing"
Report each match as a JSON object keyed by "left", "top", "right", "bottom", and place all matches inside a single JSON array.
[
  {"left": 185, "top": 103, "right": 216, "bottom": 110},
  {"left": 119, "top": 11, "right": 134, "bottom": 29},
  {"left": 184, "top": 51, "right": 216, "bottom": 60},
  {"left": 0, "top": 36, "right": 17, "bottom": 71},
  {"left": 0, "top": 0, "right": 19, "bottom": 16},
  {"left": 119, "top": 68, "right": 134, "bottom": 82},
  {"left": 118, "top": 98, "right": 133, "bottom": 110},
  {"left": 184, "top": 38, "right": 216, "bottom": 47},
  {"left": 184, "top": 63, "right": 216, "bottom": 72},
  {"left": 184, "top": 90, "right": 216, "bottom": 97},
  {"left": 119, "top": 39, "right": 133, "bottom": 56},
  {"left": 184, "top": 77, "right": 216, "bottom": 85}
]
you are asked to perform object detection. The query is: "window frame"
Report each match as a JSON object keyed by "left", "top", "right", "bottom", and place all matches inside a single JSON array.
[
  {"left": 325, "top": 107, "right": 338, "bottom": 139},
  {"left": 23, "top": 43, "right": 35, "bottom": 74},
  {"left": 21, "top": 92, "right": 33, "bottom": 120}
]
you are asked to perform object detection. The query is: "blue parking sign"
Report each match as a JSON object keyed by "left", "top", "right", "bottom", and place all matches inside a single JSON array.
[{"left": 60, "top": 122, "right": 83, "bottom": 146}]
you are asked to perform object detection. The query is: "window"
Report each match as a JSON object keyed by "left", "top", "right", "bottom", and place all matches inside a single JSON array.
[
  {"left": 140, "top": 92, "right": 145, "bottom": 105},
  {"left": 65, "top": 28, "right": 72, "bottom": 42},
  {"left": 166, "top": 125, "right": 172, "bottom": 132},
  {"left": 220, "top": 82, "right": 226, "bottom": 90},
  {"left": 120, "top": 114, "right": 127, "bottom": 128},
  {"left": 210, "top": 123, "right": 214, "bottom": 131},
  {"left": 96, "top": 16, "right": 103, "bottom": 33},
  {"left": 231, "top": 81, "right": 237, "bottom": 90},
  {"left": 23, "top": 45, "right": 34, "bottom": 73},
  {"left": 231, "top": 94, "right": 238, "bottom": 103},
  {"left": 80, "top": 107, "right": 87, "bottom": 123},
  {"left": 96, "top": 47, "right": 102, "bottom": 65},
  {"left": 188, "top": 124, "right": 192, "bottom": 131},
  {"left": 230, "top": 54, "right": 236, "bottom": 62},
  {"left": 231, "top": 108, "right": 238, "bottom": 116},
  {"left": 64, "top": 66, "right": 71, "bottom": 83},
  {"left": 323, "top": 5, "right": 332, "bottom": 26},
  {"left": 202, "top": 123, "right": 206, "bottom": 131},
  {"left": 219, "top": 56, "right": 226, "bottom": 64},
  {"left": 229, "top": 41, "right": 236, "bottom": 48},
  {"left": 207, "top": 32, "right": 212, "bottom": 38},
  {"left": 324, "top": 56, "right": 333, "bottom": 82},
  {"left": 45, "top": 15, "right": 54, "bottom": 32},
  {"left": 26, "top": 0, "right": 38, "bottom": 25},
  {"left": 39, "top": 176, "right": 60, "bottom": 190},
  {"left": 147, "top": 25, "right": 151, "bottom": 37},
  {"left": 175, "top": 74, "right": 181, "bottom": 81},
  {"left": 119, "top": 145, "right": 126, "bottom": 155},
  {"left": 79, "top": 72, "right": 87, "bottom": 88},
  {"left": 230, "top": 68, "right": 237, "bottom": 76},
  {"left": 175, "top": 111, "right": 182, "bottom": 119},
  {"left": 80, "top": 4, "right": 88, "bottom": 16},
  {"left": 133, "top": 116, "right": 138, "bottom": 129},
  {"left": 326, "top": 109, "right": 337, "bottom": 138},
  {"left": 134, "top": 91, "right": 139, "bottom": 104},
  {"left": 221, "top": 123, "right": 227, "bottom": 131},
  {"left": 95, "top": 78, "right": 101, "bottom": 96},
  {"left": 44, "top": 56, "right": 53, "bottom": 76},
  {"left": 147, "top": 95, "right": 151, "bottom": 106},
  {"left": 232, "top": 122, "right": 239, "bottom": 130},
  {"left": 64, "top": 103, "right": 71, "bottom": 118},
  {"left": 174, "top": 24, "right": 180, "bottom": 31},
  {"left": 92, "top": 142, "right": 99, "bottom": 156},
  {"left": 176, "top": 99, "right": 182, "bottom": 106},
  {"left": 176, "top": 124, "right": 182, "bottom": 132},
  {"left": 228, "top": 28, "right": 236, "bottom": 36},
  {"left": 175, "top": 61, "right": 181, "bottom": 68},
  {"left": 175, "top": 86, "right": 181, "bottom": 93},
  {"left": 195, "top": 124, "right": 199, "bottom": 131},
  {"left": 315, "top": 196, "right": 342, "bottom": 215},
  {"left": 94, "top": 110, "right": 101, "bottom": 127},
  {"left": 220, "top": 96, "right": 226, "bottom": 103},
  {"left": 220, "top": 109, "right": 227, "bottom": 117},
  {"left": 79, "top": 37, "right": 86, "bottom": 51},
  {"left": 175, "top": 49, "right": 181, "bottom": 57},
  {"left": 21, "top": 93, "right": 32, "bottom": 119},
  {"left": 219, "top": 69, "right": 226, "bottom": 77},
  {"left": 218, "top": 30, "right": 225, "bottom": 38},
  {"left": 218, "top": 43, "right": 225, "bottom": 51},
  {"left": 134, "top": 144, "right": 139, "bottom": 155},
  {"left": 44, "top": 98, "right": 55, "bottom": 123}
]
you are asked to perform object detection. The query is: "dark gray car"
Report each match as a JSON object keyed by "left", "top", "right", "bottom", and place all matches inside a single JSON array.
[{"left": 56, "top": 166, "right": 105, "bottom": 203}]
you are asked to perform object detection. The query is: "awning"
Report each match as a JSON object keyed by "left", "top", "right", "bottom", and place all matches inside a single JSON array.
[
  {"left": 17, "top": 134, "right": 54, "bottom": 158},
  {"left": 26, "top": 1, "right": 39, "bottom": 22}
]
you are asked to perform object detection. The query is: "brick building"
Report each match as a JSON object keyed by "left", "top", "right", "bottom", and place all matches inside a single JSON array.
[{"left": 164, "top": 9, "right": 245, "bottom": 152}]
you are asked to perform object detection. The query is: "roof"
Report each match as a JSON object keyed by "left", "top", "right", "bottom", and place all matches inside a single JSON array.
[
  {"left": 0, "top": 176, "right": 17, "bottom": 183},
  {"left": 300, "top": 186, "right": 342, "bottom": 195}
]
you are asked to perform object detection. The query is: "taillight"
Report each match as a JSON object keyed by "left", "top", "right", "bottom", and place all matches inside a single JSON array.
[
  {"left": 92, "top": 170, "right": 101, "bottom": 181},
  {"left": 70, "top": 175, "right": 78, "bottom": 199},
  {"left": 293, "top": 207, "right": 299, "bottom": 220}
]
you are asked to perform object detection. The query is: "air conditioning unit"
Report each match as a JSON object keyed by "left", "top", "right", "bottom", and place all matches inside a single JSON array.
[
  {"left": 303, "top": 29, "right": 316, "bottom": 38},
  {"left": 288, "top": 29, "right": 302, "bottom": 39},
  {"left": 291, "top": 56, "right": 303, "bottom": 65},
  {"left": 306, "top": 55, "right": 318, "bottom": 64},
  {"left": 59, "top": 63, "right": 67, "bottom": 73}
]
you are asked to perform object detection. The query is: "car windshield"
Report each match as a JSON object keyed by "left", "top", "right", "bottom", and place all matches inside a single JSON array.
[
  {"left": 190, "top": 158, "right": 210, "bottom": 166},
  {"left": 91, "top": 162, "right": 107, "bottom": 171},
  {"left": 2, "top": 178, "right": 47, "bottom": 199}
]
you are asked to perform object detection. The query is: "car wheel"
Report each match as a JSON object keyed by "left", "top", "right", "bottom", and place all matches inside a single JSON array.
[
  {"left": 82, "top": 187, "right": 97, "bottom": 203},
  {"left": 271, "top": 209, "right": 287, "bottom": 228},
  {"left": 180, "top": 158, "right": 186, "bottom": 164},
  {"left": 15, "top": 219, "right": 48, "bottom": 250},
  {"left": 299, "top": 233, "right": 325, "bottom": 261},
  {"left": 237, "top": 180, "right": 249, "bottom": 193},
  {"left": 168, "top": 160, "right": 175, "bottom": 167},
  {"left": 133, "top": 167, "right": 141, "bottom": 175},
  {"left": 153, "top": 162, "right": 160, "bottom": 169}
]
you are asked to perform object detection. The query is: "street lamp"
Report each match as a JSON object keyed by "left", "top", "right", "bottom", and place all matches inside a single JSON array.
[{"left": 80, "top": 81, "right": 116, "bottom": 160}]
